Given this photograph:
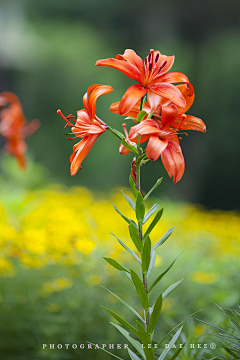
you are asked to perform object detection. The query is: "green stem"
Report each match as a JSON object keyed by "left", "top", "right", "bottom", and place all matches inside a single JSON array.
[{"left": 135, "top": 134, "right": 150, "bottom": 335}]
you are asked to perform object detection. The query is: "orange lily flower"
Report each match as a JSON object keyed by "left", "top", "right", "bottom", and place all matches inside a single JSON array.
[
  {"left": 57, "top": 84, "right": 113, "bottom": 176},
  {"left": 111, "top": 85, "right": 206, "bottom": 183},
  {"left": 0, "top": 92, "right": 40, "bottom": 169},
  {"left": 96, "top": 49, "right": 192, "bottom": 115}
]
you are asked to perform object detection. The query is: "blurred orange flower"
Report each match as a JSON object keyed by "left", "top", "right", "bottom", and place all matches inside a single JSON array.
[
  {"left": 0, "top": 92, "right": 40, "bottom": 169},
  {"left": 96, "top": 49, "right": 192, "bottom": 115},
  {"left": 111, "top": 85, "right": 206, "bottom": 183},
  {"left": 57, "top": 84, "right": 113, "bottom": 176}
]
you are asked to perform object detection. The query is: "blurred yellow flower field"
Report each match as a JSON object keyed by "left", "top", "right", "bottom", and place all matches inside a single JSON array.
[{"left": 0, "top": 185, "right": 239, "bottom": 273}]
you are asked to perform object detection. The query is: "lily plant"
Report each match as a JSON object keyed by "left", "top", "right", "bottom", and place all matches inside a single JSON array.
[{"left": 58, "top": 48, "right": 206, "bottom": 360}]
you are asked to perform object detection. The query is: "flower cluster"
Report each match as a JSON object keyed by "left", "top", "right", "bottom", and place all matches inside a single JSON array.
[
  {"left": 0, "top": 92, "right": 39, "bottom": 169},
  {"left": 58, "top": 49, "right": 206, "bottom": 183}
]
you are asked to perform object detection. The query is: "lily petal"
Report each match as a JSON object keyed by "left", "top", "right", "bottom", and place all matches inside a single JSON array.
[
  {"left": 70, "top": 134, "right": 99, "bottom": 175},
  {"left": 118, "top": 85, "right": 146, "bottom": 115},
  {"left": 161, "top": 140, "right": 185, "bottom": 183},
  {"left": 110, "top": 100, "right": 150, "bottom": 118},
  {"left": 119, "top": 49, "right": 145, "bottom": 78},
  {"left": 155, "top": 72, "right": 190, "bottom": 85},
  {"left": 152, "top": 54, "right": 175, "bottom": 78},
  {"left": 161, "top": 104, "right": 178, "bottom": 127},
  {"left": 88, "top": 85, "right": 113, "bottom": 118},
  {"left": 128, "top": 119, "right": 160, "bottom": 141},
  {"left": 147, "top": 90, "right": 162, "bottom": 112},
  {"left": 171, "top": 115, "right": 206, "bottom": 133},
  {"left": 149, "top": 83, "right": 186, "bottom": 108},
  {"left": 96, "top": 58, "right": 142, "bottom": 83},
  {"left": 82, "top": 84, "right": 101, "bottom": 116},
  {"left": 146, "top": 135, "right": 168, "bottom": 161}
]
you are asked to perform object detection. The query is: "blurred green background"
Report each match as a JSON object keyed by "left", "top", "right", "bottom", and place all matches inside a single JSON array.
[
  {"left": 0, "top": 1, "right": 240, "bottom": 359},
  {"left": 1, "top": 0, "right": 240, "bottom": 209}
]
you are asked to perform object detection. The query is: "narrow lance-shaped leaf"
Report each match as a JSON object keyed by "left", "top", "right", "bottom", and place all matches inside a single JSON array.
[
  {"left": 155, "top": 309, "right": 203, "bottom": 350},
  {"left": 168, "top": 343, "right": 185, "bottom": 360},
  {"left": 136, "top": 321, "right": 154, "bottom": 360},
  {"left": 111, "top": 233, "right": 141, "bottom": 264},
  {"left": 158, "top": 326, "right": 183, "bottom": 360},
  {"left": 129, "top": 222, "right": 143, "bottom": 253},
  {"left": 143, "top": 204, "right": 161, "bottom": 224},
  {"left": 103, "top": 257, "right": 130, "bottom": 273},
  {"left": 100, "top": 286, "right": 144, "bottom": 323},
  {"left": 100, "top": 306, "right": 139, "bottom": 337},
  {"left": 142, "top": 237, "right": 151, "bottom": 274},
  {"left": 149, "top": 253, "right": 182, "bottom": 292},
  {"left": 121, "top": 190, "right": 136, "bottom": 211},
  {"left": 148, "top": 293, "right": 162, "bottom": 335},
  {"left": 129, "top": 174, "right": 138, "bottom": 199},
  {"left": 136, "top": 191, "right": 145, "bottom": 222},
  {"left": 108, "top": 126, "right": 124, "bottom": 140},
  {"left": 152, "top": 227, "right": 175, "bottom": 252},
  {"left": 111, "top": 323, "right": 146, "bottom": 359},
  {"left": 137, "top": 110, "right": 146, "bottom": 123},
  {"left": 127, "top": 348, "right": 142, "bottom": 360},
  {"left": 140, "top": 95, "right": 147, "bottom": 111},
  {"left": 112, "top": 203, "right": 131, "bottom": 224},
  {"left": 144, "top": 178, "right": 163, "bottom": 201},
  {"left": 130, "top": 269, "right": 149, "bottom": 310},
  {"left": 162, "top": 279, "right": 184, "bottom": 299},
  {"left": 125, "top": 116, "right": 138, "bottom": 122},
  {"left": 146, "top": 112, "right": 154, "bottom": 120},
  {"left": 143, "top": 209, "right": 163, "bottom": 241},
  {"left": 147, "top": 250, "right": 156, "bottom": 278},
  {"left": 122, "top": 137, "right": 138, "bottom": 154}
]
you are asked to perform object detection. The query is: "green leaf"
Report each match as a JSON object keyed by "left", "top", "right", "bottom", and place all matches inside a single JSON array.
[
  {"left": 140, "top": 95, "right": 147, "bottom": 111},
  {"left": 143, "top": 209, "right": 163, "bottom": 241},
  {"left": 86, "top": 341, "right": 124, "bottom": 360},
  {"left": 127, "top": 348, "right": 142, "bottom": 360},
  {"left": 101, "top": 306, "right": 139, "bottom": 337},
  {"left": 136, "top": 321, "right": 154, "bottom": 360},
  {"left": 152, "top": 227, "right": 175, "bottom": 252},
  {"left": 158, "top": 326, "right": 183, "bottom": 360},
  {"left": 121, "top": 138, "right": 138, "bottom": 154},
  {"left": 129, "top": 222, "right": 143, "bottom": 253},
  {"left": 142, "top": 237, "right": 151, "bottom": 274},
  {"left": 146, "top": 112, "right": 154, "bottom": 120},
  {"left": 144, "top": 178, "right": 163, "bottom": 201},
  {"left": 112, "top": 204, "right": 131, "bottom": 224},
  {"left": 121, "top": 190, "right": 136, "bottom": 211},
  {"left": 168, "top": 344, "right": 185, "bottom": 360},
  {"left": 103, "top": 257, "right": 130, "bottom": 273},
  {"left": 125, "top": 116, "right": 138, "bottom": 122},
  {"left": 130, "top": 269, "right": 149, "bottom": 310},
  {"left": 108, "top": 126, "right": 124, "bottom": 140},
  {"left": 155, "top": 309, "right": 203, "bottom": 350},
  {"left": 137, "top": 110, "right": 146, "bottom": 123},
  {"left": 147, "top": 250, "right": 156, "bottom": 278},
  {"left": 148, "top": 293, "right": 162, "bottom": 334},
  {"left": 129, "top": 175, "right": 138, "bottom": 199},
  {"left": 142, "top": 204, "right": 161, "bottom": 224},
  {"left": 126, "top": 272, "right": 134, "bottom": 285},
  {"left": 136, "top": 192, "right": 145, "bottom": 222},
  {"left": 111, "top": 233, "right": 141, "bottom": 264},
  {"left": 162, "top": 279, "right": 183, "bottom": 299},
  {"left": 111, "top": 323, "right": 146, "bottom": 359},
  {"left": 149, "top": 253, "right": 182, "bottom": 292},
  {"left": 100, "top": 286, "right": 144, "bottom": 323}
]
